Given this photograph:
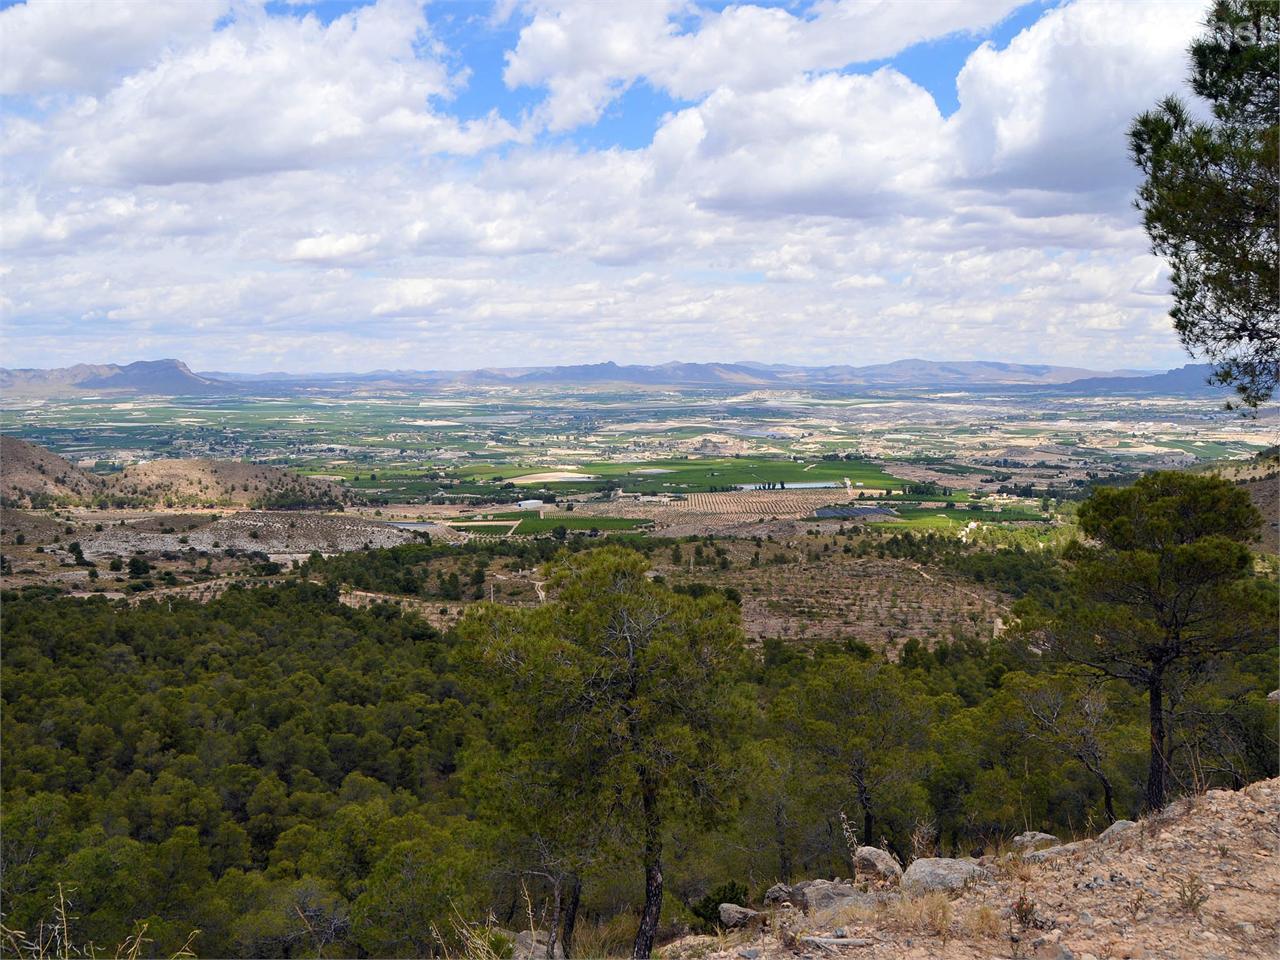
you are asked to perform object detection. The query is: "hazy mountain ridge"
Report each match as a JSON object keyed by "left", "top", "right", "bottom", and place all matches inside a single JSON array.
[
  {"left": 0, "top": 357, "right": 1223, "bottom": 396},
  {"left": 1, "top": 359, "right": 224, "bottom": 397}
]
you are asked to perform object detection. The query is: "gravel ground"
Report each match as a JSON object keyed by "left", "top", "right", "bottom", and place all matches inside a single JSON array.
[
  {"left": 76, "top": 510, "right": 426, "bottom": 558},
  {"left": 659, "top": 779, "right": 1279, "bottom": 960}
]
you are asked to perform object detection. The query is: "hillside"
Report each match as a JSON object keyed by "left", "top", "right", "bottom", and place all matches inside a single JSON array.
[
  {"left": 0, "top": 436, "right": 104, "bottom": 506},
  {"left": 663, "top": 778, "right": 1280, "bottom": 960},
  {"left": 108, "top": 458, "right": 347, "bottom": 508},
  {"left": 1198, "top": 450, "right": 1280, "bottom": 552},
  {"left": 1241, "top": 475, "right": 1279, "bottom": 553}
]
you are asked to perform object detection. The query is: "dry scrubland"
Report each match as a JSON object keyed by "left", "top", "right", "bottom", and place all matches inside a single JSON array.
[
  {"left": 76, "top": 510, "right": 419, "bottom": 559},
  {"left": 106, "top": 458, "right": 345, "bottom": 507},
  {"left": 660, "top": 778, "right": 1280, "bottom": 960},
  {"left": 0, "top": 435, "right": 102, "bottom": 502},
  {"left": 649, "top": 539, "right": 1005, "bottom": 647},
  {"left": 1, "top": 436, "right": 344, "bottom": 508},
  {"left": 572, "top": 489, "right": 869, "bottom": 536}
]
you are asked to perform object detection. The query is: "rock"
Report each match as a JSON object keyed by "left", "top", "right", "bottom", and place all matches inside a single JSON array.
[
  {"left": 512, "top": 930, "right": 564, "bottom": 959},
  {"left": 1268, "top": 689, "right": 1279, "bottom": 703},
  {"left": 763, "top": 882, "right": 793, "bottom": 905},
  {"left": 1025, "top": 840, "right": 1093, "bottom": 864},
  {"left": 1032, "top": 945, "right": 1075, "bottom": 960},
  {"left": 794, "top": 878, "right": 859, "bottom": 913},
  {"left": 718, "top": 903, "right": 759, "bottom": 929},
  {"left": 901, "top": 857, "right": 989, "bottom": 894},
  {"left": 1012, "top": 830, "right": 1061, "bottom": 852},
  {"left": 1098, "top": 820, "right": 1137, "bottom": 842},
  {"left": 737, "top": 949, "right": 761, "bottom": 959},
  {"left": 854, "top": 845, "right": 903, "bottom": 883}
]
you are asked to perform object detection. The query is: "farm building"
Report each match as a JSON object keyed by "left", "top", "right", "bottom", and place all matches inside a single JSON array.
[{"left": 517, "top": 499, "right": 545, "bottom": 510}]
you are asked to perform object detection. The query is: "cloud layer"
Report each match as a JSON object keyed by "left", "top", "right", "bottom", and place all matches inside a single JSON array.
[{"left": 0, "top": 0, "right": 1207, "bottom": 372}]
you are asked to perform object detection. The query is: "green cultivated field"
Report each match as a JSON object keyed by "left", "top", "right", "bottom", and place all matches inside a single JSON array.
[
  {"left": 458, "top": 456, "right": 903, "bottom": 493},
  {"left": 872, "top": 505, "right": 1051, "bottom": 530},
  {"left": 515, "top": 515, "right": 652, "bottom": 534}
]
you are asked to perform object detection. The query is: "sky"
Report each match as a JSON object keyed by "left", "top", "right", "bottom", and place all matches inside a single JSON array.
[{"left": 0, "top": 0, "right": 1213, "bottom": 373}]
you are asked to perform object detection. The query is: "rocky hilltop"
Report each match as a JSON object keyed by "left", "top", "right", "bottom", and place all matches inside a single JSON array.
[{"left": 661, "top": 778, "right": 1278, "bottom": 960}]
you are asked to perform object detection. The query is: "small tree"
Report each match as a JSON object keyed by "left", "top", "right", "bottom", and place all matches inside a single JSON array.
[
  {"left": 460, "top": 548, "right": 746, "bottom": 959},
  {"left": 1043, "top": 472, "right": 1273, "bottom": 810},
  {"left": 1003, "top": 672, "right": 1127, "bottom": 823},
  {"left": 1129, "top": 1, "right": 1279, "bottom": 407},
  {"left": 774, "top": 656, "right": 934, "bottom": 851}
]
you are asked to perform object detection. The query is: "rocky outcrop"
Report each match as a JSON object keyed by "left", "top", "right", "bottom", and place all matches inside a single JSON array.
[
  {"left": 901, "top": 857, "right": 989, "bottom": 893},
  {"left": 854, "top": 845, "right": 902, "bottom": 883},
  {"left": 1012, "top": 830, "right": 1060, "bottom": 851},
  {"left": 1098, "top": 819, "right": 1137, "bottom": 842},
  {"left": 762, "top": 882, "right": 792, "bottom": 906},
  {"left": 718, "top": 903, "right": 759, "bottom": 929},
  {"left": 658, "top": 779, "right": 1280, "bottom": 960},
  {"left": 793, "top": 879, "right": 859, "bottom": 913},
  {"left": 1025, "top": 839, "right": 1093, "bottom": 864}
]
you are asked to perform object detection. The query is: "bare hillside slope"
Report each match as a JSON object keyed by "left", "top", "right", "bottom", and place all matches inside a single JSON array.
[
  {"left": 109, "top": 459, "right": 346, "bottom": 508},
  {"left": 0, "top": 436, "right": 104, "bottom": 505}
]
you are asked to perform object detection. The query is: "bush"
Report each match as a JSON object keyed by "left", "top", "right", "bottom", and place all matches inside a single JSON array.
[{"left": 690, "top": 880, "right": 749, "bottom": 932}]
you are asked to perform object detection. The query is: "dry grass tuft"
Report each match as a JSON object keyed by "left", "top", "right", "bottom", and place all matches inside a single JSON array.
[
  {"left": 570, "top": 914, "right": 636, "bottom": 959},
  {"left": 994, "top": 852, "right": 1038, "bottom": 884},
  {"left": 889, "top": 892, "right": 953, "bottom": 938},
  {"left": 963, "top": 904, "right": 1003, "bottom": 939}
]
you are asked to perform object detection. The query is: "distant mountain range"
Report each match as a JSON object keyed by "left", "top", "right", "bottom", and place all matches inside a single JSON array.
[
  {"left": 0, "top": 357, "right": 1227, "bottom": 398},
  {"left": 1, "top": 359, "right": 228, "bottom": 397}
]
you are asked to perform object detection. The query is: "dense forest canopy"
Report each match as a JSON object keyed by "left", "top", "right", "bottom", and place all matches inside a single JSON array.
[{"left": 2, "top": 474, "right": 1274, "bottom": 958}]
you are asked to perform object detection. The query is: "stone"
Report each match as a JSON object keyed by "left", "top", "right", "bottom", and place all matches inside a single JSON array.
[
  {"left": 737, "top": 950, "right": 761, "bottom": 959},
  {"left": 763, "top": 882, "right": 793, "bottom": 905},
  {"left": 795, "top": 879, "right": 859, "bottom": 913},
  {"left": 1098, "top": 820, "right": 1137, "bottom": 842},
  {"left": 718, "top": 903, "right": 760, "bottom": 929},
  {"left": 1025, "top": 840, "right": 1092, "bottom": 864},
  {"left": 1032, "top": 945, "right": 1075, "bottom": 960},
  {"left": 901, "top": 857, "right": 989, "bottom": 894},
  {"left": 512, "top": 930, "right": 564, "bottom": 959},
  {"left": 1012, "top": 830, "right": 1061, "bottom": 852},
  {"left": 854, "top": 845, "right": 903, "bottom": 883}
]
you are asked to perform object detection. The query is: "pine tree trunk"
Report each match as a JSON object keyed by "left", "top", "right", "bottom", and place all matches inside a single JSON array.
[
  {"left": 1145, "top": 673, "right": 1168, "bottom": 812},
  {"left": 632, "top": 782, "right": 663, "bottom": 959},
  {"left": 1100, "top": 771, "right": 1118, "bottom": 823},
  {"left": 774, "top": 805, "right": 792, "bottom": 883},
  {"left": 853, "top": 772, "right": 875, "bottom": 843},
  {"left": 546, "top": 880, "right": 562, "bottom": 960},
  {"left": 561, "top": 875, "right": 581, "bottom": 959}
]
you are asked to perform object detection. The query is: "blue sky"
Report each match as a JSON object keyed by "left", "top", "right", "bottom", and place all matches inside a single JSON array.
[{"left": 0, "top": 0, "right": 1210, "bottom": 372}]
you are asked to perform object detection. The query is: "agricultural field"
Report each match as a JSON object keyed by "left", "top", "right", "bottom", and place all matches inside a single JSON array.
[{"left": 1, "top": 382, "right": 1273, "bottom": 592}]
